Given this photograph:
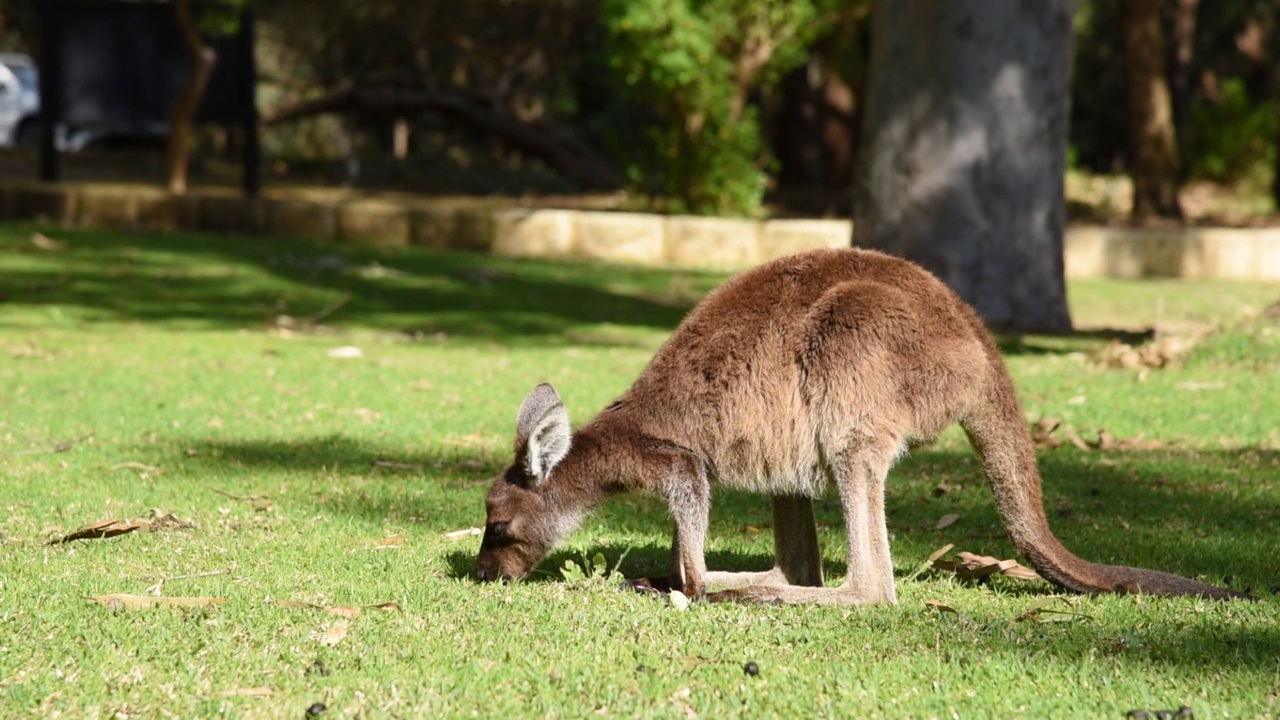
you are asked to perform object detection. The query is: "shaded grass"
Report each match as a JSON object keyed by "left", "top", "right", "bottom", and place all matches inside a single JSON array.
[
  {"left": 1, "top": 222, "right": 1278, "bottom": 718},
  {"left": 2, "top": 221, "right": 719, "bottom": 344}
]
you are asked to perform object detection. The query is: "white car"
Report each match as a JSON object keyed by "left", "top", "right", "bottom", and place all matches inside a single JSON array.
[
  {"left": 0, "top": 52, "right": 169, "bottom": 151},
  {"left": 0, "top": 53, "right": 41, "bottom": 148}
]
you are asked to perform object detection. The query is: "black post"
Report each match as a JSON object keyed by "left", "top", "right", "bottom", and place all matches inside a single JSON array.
[
  {"left": 36, "top": 0, "right": 63, "bottom": 182},
  {"left": 238, "top": 9, "right": 260, "bottom": 197}
]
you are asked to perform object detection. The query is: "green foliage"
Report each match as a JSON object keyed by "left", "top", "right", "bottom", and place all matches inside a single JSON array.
[
  {"left": 1186, "top": 79, "right": 1279, "bottom": 184},
  {"left": 599, "top": 0, "right": 837, "bottom": 216},
  {"left": 194, "top": 0, "right": 249, "bottom": 37},
  {"left": 1072, "top": 0, "right": 1280, "bottom": 188},
  {"left": 560, "top": 552, "right": 627, "bottom": 585}
]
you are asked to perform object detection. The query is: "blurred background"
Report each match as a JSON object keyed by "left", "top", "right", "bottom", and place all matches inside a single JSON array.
[{"left": 0, "top": 0, "right": 1276, "bottom": 224}]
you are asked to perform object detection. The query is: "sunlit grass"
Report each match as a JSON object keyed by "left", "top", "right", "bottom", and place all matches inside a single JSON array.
[{"left": 1, "top": 223, "right": 1277, "bottom": 718}]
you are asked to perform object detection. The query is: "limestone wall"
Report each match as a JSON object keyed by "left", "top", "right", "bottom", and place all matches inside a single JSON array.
[{"left": 2, "top": 180, "right": 1278, "bottom": 280}]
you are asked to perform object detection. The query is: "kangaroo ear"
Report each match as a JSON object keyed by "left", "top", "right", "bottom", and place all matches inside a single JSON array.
[{"left": 514, "top": 383, "right": 571, "bottom": 485}]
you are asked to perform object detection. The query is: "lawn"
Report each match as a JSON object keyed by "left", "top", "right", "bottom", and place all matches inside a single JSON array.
[{"left": 1, "top": 221, "right": 1278, "bottom": 719}]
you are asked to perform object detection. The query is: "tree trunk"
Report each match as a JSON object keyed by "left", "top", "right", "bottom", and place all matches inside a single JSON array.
[
  {"left": 1274, "top": 101, "right": 1280, "bottom": 211},
  {"left": 1122, "top": 0, "right": 1183, "bottom": 219},
  {"left": 166, "top": 0, "right": 216, "bottom": 195},
  {"left": 1169, "top": 0, "right": 1199, "bottom": 132},
  {"left": 853, "top": 2, "right": 1074, "bottom": 333}
]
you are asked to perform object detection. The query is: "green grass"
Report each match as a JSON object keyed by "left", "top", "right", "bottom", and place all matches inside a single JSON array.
[{"left": 1, "top": 222, "right": 1278, "bottom": 719}]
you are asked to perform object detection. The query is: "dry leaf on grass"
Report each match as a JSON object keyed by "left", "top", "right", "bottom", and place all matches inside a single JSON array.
[
  {"left": 311, "top": 619, "right": 349, "bottom": 646},
  {"left": 1081, "top": 429, "right": 1165, "bottom": 452},
  {"left": 1031, "top": 417, "right": 1063, "bottom": 449},
  {"left": 1034, "top": 419, "right": 1165, "bottom": 453},
  {"left": 214, "top": 687, "right": 273, "bottom": 697},
  {"left": 326, "top": 346, "right": 364, "bottom": 359},
  {"left": 50, "top": 519, "right": 144, "bottom": 544},
  {"left": 933, "top": 551, "right": 1042, "bottom": 582},
  {"left": 31, "top": 232, "right": 68, "bottom": 251},
  {"left": 934, "top": 513, "right": 961, "bottom": 530},
  {"left": 907, "top": 543, "right": 956, "bottom": 582},
  {"left": 1090, "top": 331, "right": 1208, "bottom": 370},
  {"left": 92, "top": 594, "right": 226, "bottom": 610},
  {"left": 924, "top": 599, "right": 958, "bottom": 614},
  {"left": 669, "top": 590, "right": 691, "bottom": 611},
  {"left": 147, "top": 511, "right": 196, "bottom": 531},
  {"left": 444, "top": 527, "right": 482, "bottom": 540},
  {"left": 359, "top": 536, "right": 408, "bottom": 550}
]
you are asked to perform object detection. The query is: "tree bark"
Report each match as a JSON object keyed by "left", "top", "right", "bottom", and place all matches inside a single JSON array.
[
  {"left": 1169, "top": 0, "right": 1199, "bottom": 132},
  {"left": 166, "top": 0, "right": 217, "bottom": 194},
  {"left": 1122, "top": 0, "right": 1183, "bottom": 219},
  {"left": 1274, "top": 102, "right": 1280, "bottom": 211},
  {"left": 853, "top": 2, "right": 1074, "bottom": 333}
]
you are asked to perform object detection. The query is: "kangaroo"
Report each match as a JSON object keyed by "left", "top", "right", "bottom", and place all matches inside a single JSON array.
[{"left": 476, "top": 248, "right": 1250, "bottom": 603}]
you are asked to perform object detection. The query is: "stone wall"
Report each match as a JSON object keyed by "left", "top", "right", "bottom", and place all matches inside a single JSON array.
[{"left": 2, "top": 180, "right": 1278, "bottom": 280}]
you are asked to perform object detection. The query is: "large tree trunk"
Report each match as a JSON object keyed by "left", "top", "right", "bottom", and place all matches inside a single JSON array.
[
  {"left": 1122, "top": 0, "right": 1183, "bottom": 219},
  {"left": 853, "top": 2, "right": 1074, "bottom": 333},
  {"left": 166, "top": 0, "right": 216, "bottom": 195}
]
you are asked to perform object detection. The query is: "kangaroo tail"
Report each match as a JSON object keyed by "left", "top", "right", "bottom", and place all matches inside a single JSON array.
[{"left": 960, "top": 357, "right": 1253, "bottom": 602}]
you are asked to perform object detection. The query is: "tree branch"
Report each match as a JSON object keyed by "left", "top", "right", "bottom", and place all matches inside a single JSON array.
[{"left": 262, "top": 87, "right": 623, "bottom": 190}]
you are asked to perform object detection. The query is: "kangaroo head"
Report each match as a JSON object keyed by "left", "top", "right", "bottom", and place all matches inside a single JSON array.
[{"left": 476, "top": 383, "right": 575, "bottom": 582}]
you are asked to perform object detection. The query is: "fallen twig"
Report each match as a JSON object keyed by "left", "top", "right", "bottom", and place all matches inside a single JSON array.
[
  {"left": 206, "top": 486, "right": 270, "bottom": 502},
  {"left": 13, "top": 433, "right": 94, "bottom": 456},
  {"left": 113, "top": 461, "right": 162, "bottom": 474}
]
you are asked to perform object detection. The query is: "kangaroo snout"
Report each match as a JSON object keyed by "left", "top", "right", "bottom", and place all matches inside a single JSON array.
[{"left": 474, "top": 560, "right": 510, "bottom": 583}]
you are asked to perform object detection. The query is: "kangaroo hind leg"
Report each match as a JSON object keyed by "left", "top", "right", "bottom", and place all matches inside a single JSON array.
[
  {"left": 702, "top": 494, "right": 825, "bottom": 591},
  {"left": 707, "top": 441, "right": 899, "bottom": 606}
]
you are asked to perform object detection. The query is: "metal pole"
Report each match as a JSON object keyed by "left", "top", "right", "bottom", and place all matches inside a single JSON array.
[
  {"left": 239, "top": 9, "right": 260, "bottom": 197},
  {"left": 37, "top": 0, "right": 63, "bottom": 182}
]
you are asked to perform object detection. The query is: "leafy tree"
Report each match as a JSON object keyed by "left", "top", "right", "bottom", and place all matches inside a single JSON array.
[
  {"left": 600, "top": 0, "right": 842, "bottom": 216},
  {"left": 256, "top": 0, "right": 619, "bottom": 190}
]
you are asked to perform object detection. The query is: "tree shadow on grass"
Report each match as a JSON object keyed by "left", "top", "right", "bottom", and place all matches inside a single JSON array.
[
  {"left": 0, "top": 222, "right": 721, "bottom": 344},
  {"left": 185, "top": 436, "right": 1277, "bottom": 599},
  {"left": 993, "top": 327, "right": 1156, "bottom": 357},
  {"left": 181, "top": 434, "right": 1280, "bottom": 668},
  {"left": 1, "top": 222, "right": 1179, "bottom": 354}
]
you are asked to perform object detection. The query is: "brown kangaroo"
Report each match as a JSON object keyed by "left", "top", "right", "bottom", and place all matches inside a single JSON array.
[{"left": 476, "top": 248, "right": 1250, "bottom": 603}]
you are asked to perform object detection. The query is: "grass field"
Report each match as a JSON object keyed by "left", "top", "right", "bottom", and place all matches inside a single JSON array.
[{"left": 1, "top": 222, "right": 1278, "bottom": 719}]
